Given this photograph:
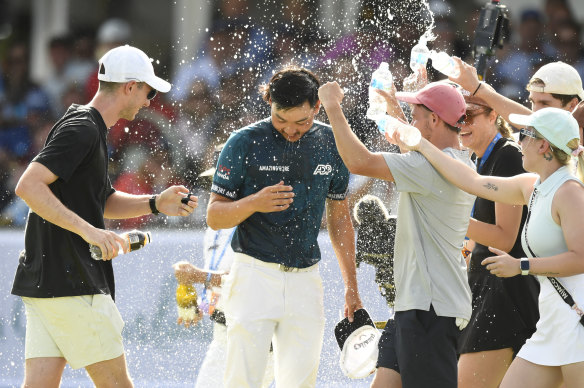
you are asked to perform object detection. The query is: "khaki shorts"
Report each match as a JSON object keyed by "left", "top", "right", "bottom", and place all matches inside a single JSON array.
[{"left": 22, "top": 294, "right": 125, "bottom": 369}]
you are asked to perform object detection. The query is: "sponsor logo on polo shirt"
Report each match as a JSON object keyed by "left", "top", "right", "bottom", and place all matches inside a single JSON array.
[
  {"left": 211, "top": 184, "right": 237, "bottom": 199},
  {"left": 217, "top": 165, "right": 231, "bottom": 180},
  {"left": 313, "top": 164, "right": 332, "bottom": 175},
  {"left": 259, "top": 165, "right": 290, "bottom": 172}
]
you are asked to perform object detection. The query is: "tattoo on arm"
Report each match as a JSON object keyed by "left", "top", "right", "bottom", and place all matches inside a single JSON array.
[
  {"left": 543, "top": 152, "right": 553, "bottom": 161},
  {"left": 483, "top": 182, "right": 498, "bottom": 191}
]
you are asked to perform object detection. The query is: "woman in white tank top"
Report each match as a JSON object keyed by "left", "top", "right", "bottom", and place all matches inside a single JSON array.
[{"left": 397, "top": 107, "right": 584, "bottom": 387}]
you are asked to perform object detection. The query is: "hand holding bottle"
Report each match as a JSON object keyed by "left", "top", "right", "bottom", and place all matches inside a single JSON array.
[
  {"left": 377, "top": 115, "right": 422, "bottom": 147},
  {"left": 89, "top": 230, "right": 151, "bottom": 260},
  {"left": 410, "top": 39, "right": 430, "bottom": 73},
  {"left": 372, "top": 84, "right": 405, "bottom": 122},
  {"left": 392, "top": 128, "right": 426, "bottom": 151},
  {"left": 430, "top": 51, "right": 461, "bottom": 78},
  {"left": 445, "top": 57, "right": 483, "bottom": 96},
  {"left": 176, "top": 284, "right": 203, "bottom": 328},
  {"left": 84, "top": 227, "right": 131, "bottom": 261}
]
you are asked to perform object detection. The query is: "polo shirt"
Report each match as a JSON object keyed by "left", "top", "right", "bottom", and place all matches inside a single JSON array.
[{"left": 211, "top": 118, "right": 349, "bottom": 268}]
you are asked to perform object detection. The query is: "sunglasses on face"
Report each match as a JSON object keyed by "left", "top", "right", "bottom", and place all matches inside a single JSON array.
[
  {"left": 519, "top": 127, "right": 538, "bottom": 142},
  {"left": 147, "top": 88, "right": 157, "bottom": 100},
  {"left": 462, "top": 109, "right": 487, "bottom": 125}
]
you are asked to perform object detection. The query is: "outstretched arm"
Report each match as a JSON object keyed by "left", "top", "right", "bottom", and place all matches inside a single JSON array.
[
  {"left": 319, "top": 82, "right": 394, "bottom": 181},
  {"left": 409, "top": 137, "right": 535, "bottom": 205},
  {"left": 104, "top": 186, "right": 197, "bottom": 219},
  {"left": 326, "top": 198, "right": 362, "bottom": 322},
  {"left": 449, "top": 58, "right": 531, "bottom": 124},
  {"left": 173, "top": 261, "right": 223, "bottom": 287}
]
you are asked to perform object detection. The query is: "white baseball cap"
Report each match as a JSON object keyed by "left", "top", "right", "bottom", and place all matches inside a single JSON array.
[
  {"left": 98, "top": 45, "right": 171, "bottom": 93},
  {"left": 526, "top": 62, "right": 584, "bottom": 100},
  {"left": 335, "top": 308, "right": 381, "bottom": 379},
  {"left": 509, "top": 107, "right": 580, "bottom": 155}
]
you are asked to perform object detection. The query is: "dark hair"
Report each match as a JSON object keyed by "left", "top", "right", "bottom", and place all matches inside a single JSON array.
[
  {"left": 527, "top": 78, "right": 582, "bottom": 105},
  {"left": 550, "top": 93, "right": 581, "bottom": 105},
  {"left": 260, "top": 67, "right": 320, "bottom": 110}
]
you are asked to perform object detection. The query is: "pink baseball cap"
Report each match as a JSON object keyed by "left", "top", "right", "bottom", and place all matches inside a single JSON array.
[{"left": 396, "top": 82, "right": 466, "bottom": 127}]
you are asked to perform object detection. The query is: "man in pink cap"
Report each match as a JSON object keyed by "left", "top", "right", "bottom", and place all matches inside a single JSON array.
[{"left": 319, "top": 81, "right": 475, "bottom": 388}]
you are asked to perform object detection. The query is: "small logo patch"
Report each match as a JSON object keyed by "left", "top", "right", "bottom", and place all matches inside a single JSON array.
[
  {"left": 313, "top": 164, "right": 332, "bottom": 175},
  {"left": 217, "top": 165, "right": 231, "bottom": 180}
]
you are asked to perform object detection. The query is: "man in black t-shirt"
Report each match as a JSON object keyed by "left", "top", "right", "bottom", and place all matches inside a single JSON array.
[{"left": 12, "top": 45, "right": 198, "bottom": 387}]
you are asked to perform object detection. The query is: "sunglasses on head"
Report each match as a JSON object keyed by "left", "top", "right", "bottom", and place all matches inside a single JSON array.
[{"left": 519, "top": 127, "right": 538, "bottom": 142}]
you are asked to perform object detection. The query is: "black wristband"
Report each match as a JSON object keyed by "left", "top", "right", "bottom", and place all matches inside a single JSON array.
[
  {"left": 149, "top": 195, "right": 160, "bottom": 215},
  {"left": 472, "top": 82, "right": 482, "bottom": 96}
]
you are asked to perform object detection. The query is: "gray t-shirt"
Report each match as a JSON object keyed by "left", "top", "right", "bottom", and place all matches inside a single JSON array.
[{"left": 383, "top": 149, "right": 475, "bottom": 320}]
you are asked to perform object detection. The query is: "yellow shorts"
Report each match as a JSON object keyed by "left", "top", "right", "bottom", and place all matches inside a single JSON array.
[{"left": 22, "top": 294, "right": 125, "bottom": 369}]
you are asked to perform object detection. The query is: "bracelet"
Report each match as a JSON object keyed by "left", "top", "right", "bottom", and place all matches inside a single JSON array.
[
  {"left": 149, "top": 195, "right": 160, "bottom": 215},
  {"left": 472, "top": 82, "right": 482, "bottom": 96}
]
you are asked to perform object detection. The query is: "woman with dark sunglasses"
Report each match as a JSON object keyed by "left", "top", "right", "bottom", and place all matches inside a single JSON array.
[
  {"left": 456, "top": 92, "right": 540, "bottom": 388},
  {"left": 394, "top": 107, "right": 584, "bottom": 388}
]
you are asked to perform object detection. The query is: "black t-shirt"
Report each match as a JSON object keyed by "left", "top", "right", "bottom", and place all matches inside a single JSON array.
[
  {"left": 11, "top": 104, "right": 117, "bottom": 299},
  {"left": 470, "top": 137, "right": 527, "bottom": 270}
]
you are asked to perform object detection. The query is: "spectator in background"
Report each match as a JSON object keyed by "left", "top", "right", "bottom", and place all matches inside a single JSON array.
[
  {"left": 553, "top": 18, "right": 584, "bottom": 76},
  {"left": 260, "top": 26, "right": 317, "bottom": 86},
  {"left": 217, "top": 0, "right": 272, "bottom": 72},
  {"left": 0, "top": 41, "right": 51, "bottom": 160},
  {"left": 84, "top": 18, "right": 132, "bottom": 101},
  {"left": 171, "top": 20, "right": 266, "bottom": 103},
  {"left": 428, "top": 0, "right": 468, "bottom": 60},
  {"left": 43, "top": 35, "right": 74, "bottom": 116},
  {"left": 44, "top": 34, "right": 95, "bottom": 117},
  {"left": 542, "top": 0, "right": 575, "bottom": 57},
  {"left": 170, "top": 80, "right": 218, "bottom": 188},
  {"left": 493, "top": 9, "right": 550, "bottom": 103},
  {"left": 171, "top": 25, "right": 233, "bottom": 102},
  {"left": 112, "top": 142, "right": 178, "bottom": 230}
]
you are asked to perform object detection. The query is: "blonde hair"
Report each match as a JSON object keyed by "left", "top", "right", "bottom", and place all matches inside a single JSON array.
[
  {"left": 495, "top": 115, "right": 513, "bottom": 138},
  {"left": 550, "top": 138, "right": 584, "bottom": 182}
]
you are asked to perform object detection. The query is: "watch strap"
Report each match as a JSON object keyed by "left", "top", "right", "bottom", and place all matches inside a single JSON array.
[
  {"left": 149, "top": 195, "right": 160, "bottom": 215},
  {"left": 520, "top": 257, "right": 530, "bottom": 275}
]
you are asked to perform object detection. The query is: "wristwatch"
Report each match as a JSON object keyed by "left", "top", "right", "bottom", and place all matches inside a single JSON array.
[
  {"left": 520, "top": 258, "right": 530, "bottom": 275},
  {"left": 149, "top": 195, "right": 160, "bottom": 215}
]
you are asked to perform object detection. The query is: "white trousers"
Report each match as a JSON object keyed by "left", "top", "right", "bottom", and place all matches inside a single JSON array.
[
  {"left": 195, "top": 322, "right": 274, "bottom": 388},
  {"left": 222, "top": 253, "right": 325, "bottom": 388}
]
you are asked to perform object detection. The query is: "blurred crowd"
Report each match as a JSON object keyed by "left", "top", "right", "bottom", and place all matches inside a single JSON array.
[{"left": 0, "top": 0, "right": 582, "bottom": 228}]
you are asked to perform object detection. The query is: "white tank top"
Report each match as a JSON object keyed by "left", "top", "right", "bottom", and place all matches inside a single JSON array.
[{"left": 518, "top": 166, "right": 584, "bottom": 365}]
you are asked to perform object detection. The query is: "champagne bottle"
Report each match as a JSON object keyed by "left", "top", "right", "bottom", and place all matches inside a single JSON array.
[
  {"left": 89, "top": 230, "right": 152, "bottom": 260},
  {"left": 176, "top": 284, "right": 200, "bottom": 321}
]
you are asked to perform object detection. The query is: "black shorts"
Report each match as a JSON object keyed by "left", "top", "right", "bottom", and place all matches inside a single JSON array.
[{"left": 376, "top": 306, "right": 460, "bottom": 388}]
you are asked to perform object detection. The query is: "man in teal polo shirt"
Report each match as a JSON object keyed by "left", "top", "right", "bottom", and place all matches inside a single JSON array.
[{"left": 206, "top": 67, "right": 362, "bottom": 387}]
